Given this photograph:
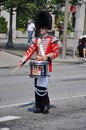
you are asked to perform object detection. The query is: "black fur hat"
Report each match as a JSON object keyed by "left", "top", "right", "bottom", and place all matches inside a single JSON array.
[{"left": 35, "top": 11, "right": 52, "bottom": 30}]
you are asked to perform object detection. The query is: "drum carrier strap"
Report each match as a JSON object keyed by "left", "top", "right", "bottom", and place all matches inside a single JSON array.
[{"left": 34, "top": 37, "right": 50, "bottom": 96}]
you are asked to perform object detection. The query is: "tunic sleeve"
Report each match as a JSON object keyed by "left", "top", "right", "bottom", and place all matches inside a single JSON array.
[
  {"left": 21, "top": 38, "right": 37, "bottom": 63},
  {"left": 48, "top": 37, "right": 60, "bottom": 59}
]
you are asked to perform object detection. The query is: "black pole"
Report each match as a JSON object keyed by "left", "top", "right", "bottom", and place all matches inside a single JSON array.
[{"left": 6, "top": 5, "right": 14, "bottom": 48}]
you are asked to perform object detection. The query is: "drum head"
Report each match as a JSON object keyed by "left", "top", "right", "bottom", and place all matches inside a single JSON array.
[{"left": 29, "top": 61, "right": 50, "bottom": 78}]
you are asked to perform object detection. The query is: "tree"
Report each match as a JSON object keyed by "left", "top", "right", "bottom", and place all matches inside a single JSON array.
[
  {"left": 1, "top": 0, "right": 25, "bottom": 47},
  {"left": 16, "top": 2, "right": 38, "bottom": 29},
  {"left": 2, "top": 0, "right": 37, "bottom": 47},
  {"left": 1, "top": 0, "right": 77, "bottom": 48},
  {"left": 0, "top": 16, "right": 7, "bottom": 33},
  {"left": 70, "top": 0, "right": 78, "bottom": 5},
  {"left": 1, "top": 0, "right": 48, "bottom": 47}
]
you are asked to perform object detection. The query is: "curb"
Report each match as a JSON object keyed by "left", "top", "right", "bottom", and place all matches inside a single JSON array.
[
  {"left": 53, "top": 58, "right": 84, "bottom": 64},
  {"left": 2, "top": 49, "right": 84, "bottom": 65}
]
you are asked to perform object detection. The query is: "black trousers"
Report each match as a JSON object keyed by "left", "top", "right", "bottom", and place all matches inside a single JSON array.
[{"left": 34, "top": 78, "right": 50, "bottom": 108}]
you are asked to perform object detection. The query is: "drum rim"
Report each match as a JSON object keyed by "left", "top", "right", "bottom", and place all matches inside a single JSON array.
[
  {"left": 29, "top": 61, "right": 48, "bottom": 65},
  {"left": 29, "top": 74, "right": 50, "bottom": 78}
]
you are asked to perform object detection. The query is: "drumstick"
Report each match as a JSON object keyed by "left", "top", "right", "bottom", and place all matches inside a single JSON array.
[{"left": 11, "top": 66, "right": 20, "bottom": 74}]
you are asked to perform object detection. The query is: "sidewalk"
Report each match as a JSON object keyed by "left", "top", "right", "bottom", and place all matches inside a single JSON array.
[
  {"left": 0, "top": 51, "right": 21, "bottom": 68},
  {"left": 0, "top": 38, "right": 84, "bottom": 66}
]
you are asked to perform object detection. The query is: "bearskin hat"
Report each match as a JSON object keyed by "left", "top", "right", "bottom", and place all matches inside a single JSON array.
[{"left": 35, "top": 11, "right": 52, "bottom": 30}]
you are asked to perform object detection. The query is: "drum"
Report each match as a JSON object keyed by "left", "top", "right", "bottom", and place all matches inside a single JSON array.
[{"left": 29, "top": 61, "right": 50, "bottom": 78}]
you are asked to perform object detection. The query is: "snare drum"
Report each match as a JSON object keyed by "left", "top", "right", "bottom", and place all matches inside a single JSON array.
[{"left": 29, "top": 61, "right": 50, "bottom": 78}]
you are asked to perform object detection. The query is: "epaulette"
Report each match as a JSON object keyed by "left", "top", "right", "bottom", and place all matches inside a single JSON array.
[{"left": 51, "top": 36, "right": 58, "bottom": 44}]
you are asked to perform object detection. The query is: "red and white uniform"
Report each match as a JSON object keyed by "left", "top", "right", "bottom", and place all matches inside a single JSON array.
[
  {"left": 21, "top": 34, "right": 60, "bottom": 72},
  {"left": 21, "top": 33, "right": 60, "bottom": 111}
]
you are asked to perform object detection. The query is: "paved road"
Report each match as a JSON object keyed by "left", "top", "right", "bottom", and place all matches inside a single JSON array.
[{"left": 0, "top": 51, "right": 86, "bottom": 130}]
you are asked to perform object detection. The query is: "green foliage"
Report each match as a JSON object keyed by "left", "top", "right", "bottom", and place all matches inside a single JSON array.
[
  {"left": 70, "top": 0, "right": 78, "bottom": 5},
  {"left": 46, "top": 0, "right": 65, "bottom": 13},
  {"left": 16, "top": 28, "right": 25, "bottom": 33},
  {"left": 2, "top": 0, "right": 37, "bottom": 29},
  {"left": 16, "top": 0, "right": 48, "bottom": 29},
  {"left": 67, "top": 21, "right": 72, "bottom": 35},
  {"left": 55, "top": 14, "right": 64, "bottom": 30},
  {"left": 16, "top": 2, "right": 37, "bottom": 28},
  {"left": 36, "top": 0, "right": 47, "bottom": 9},
  {"left": 1, "top": 0, "right": 78, "bottom": 31},
  {"left": 0, "top": 16, "right": 8, "bottom": 33},
  {"left": 16, "top": 13, "right": 27, "bottom": 29},
  {"left": 3, "top": 0, "right": 27, "bottom": 9},
  {"left": 55, "top": 12, "right": 72, "bottom": 35}
]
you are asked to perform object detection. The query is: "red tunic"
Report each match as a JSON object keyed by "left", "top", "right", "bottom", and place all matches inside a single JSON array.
[{"left": 21, "top": 34, "right": 60, "bottom": 72}]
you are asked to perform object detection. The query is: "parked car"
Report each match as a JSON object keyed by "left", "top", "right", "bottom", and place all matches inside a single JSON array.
[{"left": 77, "top": 35, "right": 86, "bottom": 57}]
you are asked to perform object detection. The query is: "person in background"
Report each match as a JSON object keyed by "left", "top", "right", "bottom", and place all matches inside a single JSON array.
[
  {"left": 83, "top": 41, "right": 86, "bottom": 59},
  {"left": 58, "top": 21, "right": 64, "bottom": 42},
  {"left": 25, "top": 19, "right": 35, "bottom": 45}
]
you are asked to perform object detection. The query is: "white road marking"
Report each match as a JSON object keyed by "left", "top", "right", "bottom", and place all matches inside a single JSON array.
[
  {"left": 0, "top": 116, "right": 21, "bottom": 122},
  {"left": 51, "top": 74, "right": 86, "bottom": 79},
  {"left": 0, "top": 95, "right": 86, "bottom": 109},
  {"left": 0, "top": 128, "right": 10, "bottom": 130},
  {"left": 0, "top": 101, "right": 32, "bottom": 108},
  {"left": 51, "top": 95, "right": 86, "bottom": 101}
]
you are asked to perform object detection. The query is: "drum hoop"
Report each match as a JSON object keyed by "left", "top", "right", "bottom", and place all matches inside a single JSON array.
[
  {"left": 29, "top": 61, "right": 48, "bottom": 66},
  {"left": 29, "top": 74, "right": 50, "bottom": 78}
]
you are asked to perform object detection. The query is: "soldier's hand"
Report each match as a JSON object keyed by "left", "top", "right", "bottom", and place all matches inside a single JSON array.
[
  {"left": 37, "top": 55, "right": 47, "bottom": 61},
  {"left": 18, "top": 61, "right": 23, "bottom": 68},
  {"left": 42, "top": 56, "right": 47, "bottom": 61}
]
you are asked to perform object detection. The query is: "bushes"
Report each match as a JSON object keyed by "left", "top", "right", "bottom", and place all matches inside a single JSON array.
[{"left": 0, "top": 16, "right": 8, "bottom": 33}]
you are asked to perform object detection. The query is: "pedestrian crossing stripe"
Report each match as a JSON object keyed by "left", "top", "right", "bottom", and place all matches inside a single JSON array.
[
  {"left": 0, "top": 116, "right": 21, "bottom": 122},
  {"left": 0, "top": 128, "right": 10, "bottom": 130}
]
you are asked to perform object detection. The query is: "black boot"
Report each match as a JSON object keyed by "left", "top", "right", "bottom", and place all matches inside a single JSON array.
[
  {"left": 33, "top": 92, "right": 42, "bottom": 113},
  {"left": 41, "top": 93, "right": 50, "bottom": 114},
  {"left": 42, "top": 104, "right": 50, "bottom": 114},
  {"left": 33, "top": 106, "right": 42, "bottom": 113},
  {"left": 33, "top": 78, "right": 42, "bottom": 113}
]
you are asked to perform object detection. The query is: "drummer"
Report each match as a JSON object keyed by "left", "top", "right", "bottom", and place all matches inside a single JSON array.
[{"left": 18, "top": 11, "right": 60, "bottom": 114}]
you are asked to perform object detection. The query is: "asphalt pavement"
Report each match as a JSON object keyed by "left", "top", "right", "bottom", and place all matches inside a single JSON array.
[
  {"left": 0, "top": 54, "right": 86, "bottom": 130},
  {"left": 0, "top": 38, "right": 86, "bottom": 130}
]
